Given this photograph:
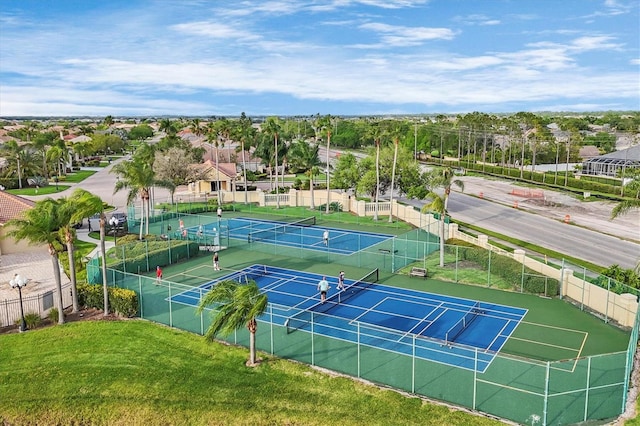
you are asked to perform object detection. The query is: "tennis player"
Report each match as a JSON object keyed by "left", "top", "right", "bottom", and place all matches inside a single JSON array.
[
  {"left": 317, "top": 276, "right": 330, "bottom": 303},
  {"left": 338, "top": 271, "right": 345, "bottom": 291},
  {"left": 155, "top": 266, "right": 162, "bottom": 285},
  {"left": 323, "top": 230, "right": 329, "bottom": 246}
]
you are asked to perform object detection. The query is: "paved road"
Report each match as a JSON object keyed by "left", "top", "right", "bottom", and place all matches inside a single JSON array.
[{"left": 446, "top": 193, "right": 639, "bottom": 269}]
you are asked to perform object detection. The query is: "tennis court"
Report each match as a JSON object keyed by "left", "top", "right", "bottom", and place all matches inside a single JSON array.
[
  {"left": 223, "top": 217, "right": 392, "bottom": 254},
  {"left": 170, "top": 264, "right": 527, "bottom": 372}
]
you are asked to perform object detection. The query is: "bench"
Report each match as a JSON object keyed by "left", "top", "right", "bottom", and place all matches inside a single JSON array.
[{"left": 410, "top": 267, "right": 427, "bottom": 278}]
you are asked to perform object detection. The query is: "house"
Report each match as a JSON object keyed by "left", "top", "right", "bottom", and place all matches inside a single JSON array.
[
  {"left": 581, "top": 145, "right": 640, "bottom": 178},
  {"left": 188, "top": 160, "right": 239, "bottom": 195},
  {"left": 578, "top": 145, "right": 601, "bottom": 161},
  {"left": 0, "top": 191, "right": 42, "bottom": 255}
]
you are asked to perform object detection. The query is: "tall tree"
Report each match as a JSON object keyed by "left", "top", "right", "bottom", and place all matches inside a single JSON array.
[
  {"left": 331, "top": 152, "right": 361, "bottom": 196},
  {"left": 68, "top": 189, "right": 111, "bottom": 316},
  {"left": 153, "top": 147, "right": 204, "bottom": 204},
  {"left": 5, "top": 199, "right": 66, "bottom": 324},
  {"left": 262, "top": 117, "right": 282, "bottom": 208},
  {"left": 612, "top": 169, "right": 640, "bottom": 219},
  {"left": 314, "top": 115, "right": 334, "bottom": 214},
  {"left": 420, "top": 168, "right": 464, "bottom": 267},
  {"left": 365, "top": 122, "right": 384, "bottom": 220},
  {"left": 233, "top": 112, "right": 256, "bottom": 204},
  {"left": 288, "top": 140, "right": 322, "bottom": 210},
  {"left": 196, "top": 279, "right": 268, "bottom": 366},
  {"left": 387, "top": 122, "right": 403, "bottom": 222},
  {"left": 112, "top": 158, "right": 156, "bottom": 239}
]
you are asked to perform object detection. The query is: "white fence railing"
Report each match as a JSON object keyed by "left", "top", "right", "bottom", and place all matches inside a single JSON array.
[{"left": 0, "top": 282, "right": 72, "bottom": 327}]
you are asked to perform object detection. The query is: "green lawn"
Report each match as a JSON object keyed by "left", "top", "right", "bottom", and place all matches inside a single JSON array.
[
  {"left": 6, "top": 169, "right": 96, "bottom": 195},
  {"left": 0, "top": 320, "right": 502, "bottom": 426},
  {"left": 7, "top": 185, "right": 70, "bottom": 196},
  {"left": 62, "top": 169, "right": 97, "bottom": 183}
]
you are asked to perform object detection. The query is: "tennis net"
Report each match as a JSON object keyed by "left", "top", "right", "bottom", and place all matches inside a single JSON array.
[
  {"left": 286, "top": 268, "right": 379, "bottom": 334},
  {"left": 444, "top": 302, "right": 483, "bottom": 345},
  {"left": 247, "top": 217, "right": 316, "bottom": 243},
  {"left": 236, "top": 265, "right": 268, "bottom": 284}
]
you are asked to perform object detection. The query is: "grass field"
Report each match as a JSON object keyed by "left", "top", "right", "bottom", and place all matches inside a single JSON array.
[{"left": 0, "top": 320, "right": 503, "bottom": 426}]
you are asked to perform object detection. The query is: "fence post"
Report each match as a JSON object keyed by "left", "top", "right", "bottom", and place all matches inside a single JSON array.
[{"left": 543, "top": 361, "right": 550, "bottom": 426}]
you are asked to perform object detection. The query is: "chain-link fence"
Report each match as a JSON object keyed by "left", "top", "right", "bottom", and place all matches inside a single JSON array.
[{"left": 84, "top": 263, "right": 636, "bottom": 426}]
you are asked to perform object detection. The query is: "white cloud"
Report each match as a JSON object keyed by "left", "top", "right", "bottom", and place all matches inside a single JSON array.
[
  {"left": 359, "top": 22, "right": 456, "bottom": 46},
  {"left": 454, "top": 14, "right": 501, "bottom": 26},
  {"left": 171, "top": 21, "right": 260, "bottom": 41}
]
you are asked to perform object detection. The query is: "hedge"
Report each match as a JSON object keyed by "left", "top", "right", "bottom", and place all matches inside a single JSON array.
[
  {"left": 77, "top": 282, "right": 138, "bottom": 317},
  {"left": 445, "top": 242, "right": 560, "bottom": 296}
]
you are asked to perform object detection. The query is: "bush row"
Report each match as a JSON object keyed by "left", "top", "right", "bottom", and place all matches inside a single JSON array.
[
  {"left": 106, "top": 239, "right": 201, "bottom": 274},
  {"left": 446, "top": 240, "right": 560, "bottom": 295},
  {"left": 77, "top": 282, "right": 138, "bottom": 317}
]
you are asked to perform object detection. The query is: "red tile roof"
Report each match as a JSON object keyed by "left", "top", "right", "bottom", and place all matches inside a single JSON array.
[{"left": 0, "top": 192, "right": 34, "bottom": 225}]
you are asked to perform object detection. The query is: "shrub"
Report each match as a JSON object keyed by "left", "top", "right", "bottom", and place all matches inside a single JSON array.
[
  {"left": 18, "top": 312, "right": 43, "bottom": 329},
  {"left": 77, "top": 282, "right": 138, "bottom": 317},
  {"left": 48, "top": 308, "right": 59, "bottom": 324},
  {"left": 317, "top": 202, "right": 343, "bottom": 212},
  {"left": 448, "top": 241, "right": 559, "bottom": 296}
]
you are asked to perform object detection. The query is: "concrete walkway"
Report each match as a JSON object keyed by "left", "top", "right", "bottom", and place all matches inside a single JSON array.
[{"left": 75, "top": 223, "right": 115, "bottom": 258}]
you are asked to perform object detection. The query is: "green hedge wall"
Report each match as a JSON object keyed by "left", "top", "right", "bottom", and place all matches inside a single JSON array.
[
  {"left": 77, "top": 282, "right": 138, "bottom": 317},
  {"left": 446, "top": 243, "right": 560, "bottom": 296}
]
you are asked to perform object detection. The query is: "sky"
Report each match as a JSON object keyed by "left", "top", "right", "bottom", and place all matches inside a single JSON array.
[{"left": 0, "top": 0, "right": 638, "bottom": 117}]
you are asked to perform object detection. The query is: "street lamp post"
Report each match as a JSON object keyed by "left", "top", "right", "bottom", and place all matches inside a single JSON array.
[
  {"left": 10, "top": 274, "right": 28, "bottom": 332},
  {"left": 109, "top": 217, "right": 119, "bottom": 245}
]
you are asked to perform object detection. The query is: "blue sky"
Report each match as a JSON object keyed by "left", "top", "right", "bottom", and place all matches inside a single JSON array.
[{"left": 0, "top": 0, "right": 638, "bottom": 117}]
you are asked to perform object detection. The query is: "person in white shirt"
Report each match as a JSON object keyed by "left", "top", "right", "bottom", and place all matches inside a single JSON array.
[
  {"left": 323, "top": 230, "right": 329, "bottom": 246},
  {"left": 317, "top": 276, "right": 330, "bottom": 303}
]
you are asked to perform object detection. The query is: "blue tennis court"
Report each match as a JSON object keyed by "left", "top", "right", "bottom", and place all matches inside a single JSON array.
[
  {"left": 171, "top": 265, "right": 527, "bottom": 372},
  {"left": 224, "top": 217, "right": 393, "bottom": 254}
]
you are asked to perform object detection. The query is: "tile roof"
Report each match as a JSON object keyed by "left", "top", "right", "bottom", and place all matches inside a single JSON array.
[
  {"left": 196, "top": 160, "right": 238, "bottom": 179},
  {"left": 0, "top": 192, "right": 34, "bottom": 225}
]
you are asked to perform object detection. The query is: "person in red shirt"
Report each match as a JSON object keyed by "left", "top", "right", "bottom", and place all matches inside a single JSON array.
[{"left": 156, "top": 266, "right": 162, "bottom": 285}]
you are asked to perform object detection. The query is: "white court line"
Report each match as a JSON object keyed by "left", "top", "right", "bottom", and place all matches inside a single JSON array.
[
  {"left": 402, "top": 301, "right": 444, "bottom": 339},
  {"left": 484, "top": 319, "right": 513, "bottom": 351}
]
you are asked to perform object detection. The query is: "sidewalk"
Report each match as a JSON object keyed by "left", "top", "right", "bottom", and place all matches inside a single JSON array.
[{"left": 76, "top": 223, "right": 115, "bottom": 258}]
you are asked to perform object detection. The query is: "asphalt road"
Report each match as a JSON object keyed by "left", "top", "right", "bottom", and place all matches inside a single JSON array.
[{"left": 446, "top": 193, "right": 639, "bottom": 269}]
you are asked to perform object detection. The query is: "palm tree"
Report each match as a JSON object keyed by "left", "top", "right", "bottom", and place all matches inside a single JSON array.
[
  {"left": 68, "top": 189, "right": 111, "bottom": 316},
  {"left": 47, "top": 140, "right": 68, "bottom": 178},
  {"left": 67, "top": 189, "right": 110, "bottom": 315},
  {"left": 314, "top": 115, "right": 333, "bottom": 214},
  {"left": 5, "top": 199, "right": 66, "bottom": 324},
  {"left": 365, "top": 122, "right": 384, "bottom": 220},
  {"left": 288, "top": 140, "right": 322, "bottom": 210},
  {"left": 112, "top": 158, "right": 156, "bottom": 239},
  {"left": 386, "top": 122, "right": 403, "bottom": 223},
  {"left": 204, "top": 124, "right": 222, "bottom": 200},
  {"left": 158, "top": 119, "right": 177, "bottom": 137},
  {"left": 57, "top": 197, "right": 81, "bottom": 313},
  {"left": 262, "top": 117, "right": 282, "bottom": 208},
  {"left": 190, "top": 118, "right": 203, "bottom": 140},
  {"left": 611, "top": 200, "right": 640, "bottom": 219},
  {"left": 611, "top": 169, "right": 640, "bottom": 219},
  {"left": 420, "top": 167, "right": 464, "bottom": 267},
  {"left": 196, "top": 279, "right": 268, "bottom": 366},
  {"left": 234, "top": 113, "right": 255, "bottom": 204},
  {"left": 1, "top": 141, "right": 24, "bottom": 189}
]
